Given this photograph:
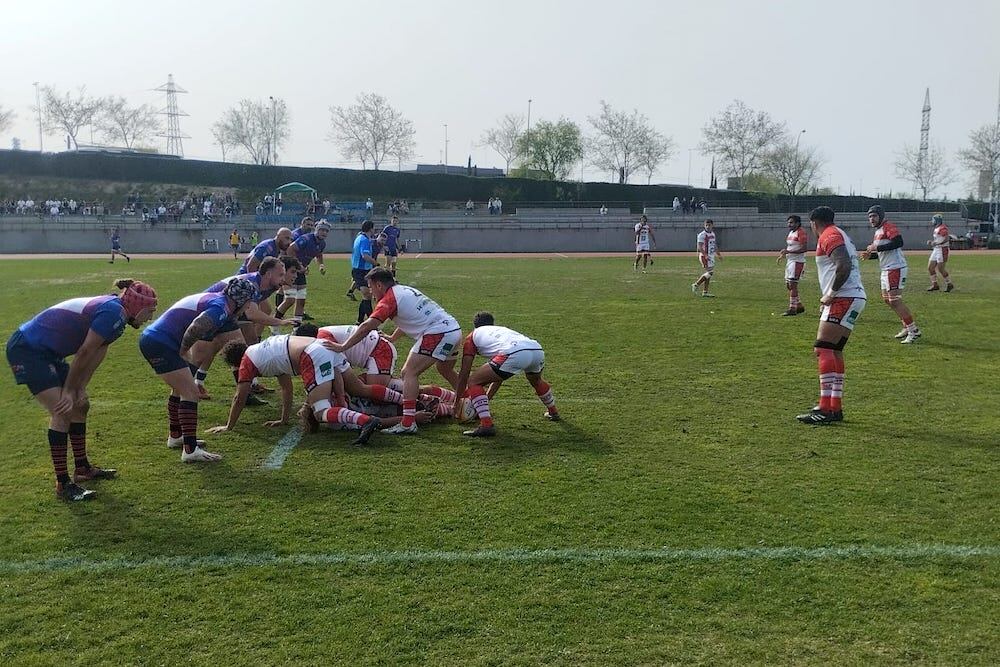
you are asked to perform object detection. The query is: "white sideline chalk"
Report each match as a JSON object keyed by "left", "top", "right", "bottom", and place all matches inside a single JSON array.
[{"left": 261, "top": 426, "right": 303, "bottom": 470}]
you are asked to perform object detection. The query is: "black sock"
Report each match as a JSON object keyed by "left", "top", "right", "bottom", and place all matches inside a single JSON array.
[
  {"left": 358, "top": 298, "right": 372, "bottom": 322},
  {"left": 48, "top": 429, "right": 70, "bottom": 484}
]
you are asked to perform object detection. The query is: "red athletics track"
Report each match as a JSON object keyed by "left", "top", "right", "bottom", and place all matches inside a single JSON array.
[{"left": 2, "top": 250, "right": 998, "bottom": 260}]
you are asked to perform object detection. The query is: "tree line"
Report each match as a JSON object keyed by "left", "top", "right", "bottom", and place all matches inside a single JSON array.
[{"left": 1, "top": 88, "right": 997, "bottom": 202}]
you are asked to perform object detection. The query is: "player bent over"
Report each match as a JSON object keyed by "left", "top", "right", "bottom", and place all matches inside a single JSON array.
[
  {"left": 6, "top": 279, "right": 158, "bottom": 500},
  {"left": 862, "top": 205, "right": 921, "bottom": 344},
  {"left": 325, "top": 268, "right": 461, "bottom": 435},
  {"left": 207, "top": 335, "right": 381, "bottom": 446},
  {"left": 926, "top": 213, "right": 955, "bottom": 292},
  {"left": 138, "top": 280, "right": 258, "bottom": 462},
  {"left": 452, "top": 312, "right": 560, "bottom": 437},
  {"left": 777, "top": 215, "right": 808, "bottom": 315},
  {"left": 692, "top": 219, "right": 722, "bottom": 297},
  {"left": 797, "top": 206, "right": 867, "bottom": 425}
]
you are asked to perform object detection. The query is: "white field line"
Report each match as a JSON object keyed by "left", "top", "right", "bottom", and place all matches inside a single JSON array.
[
  {"left": 0, "top": 544, "right": 996, "bottom": 575},
  {"left": 260, "top": 425, "right": 303, "bottom": 470}
]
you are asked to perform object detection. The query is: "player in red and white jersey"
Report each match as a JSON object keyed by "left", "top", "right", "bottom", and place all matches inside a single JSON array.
[
  {"left": 925, "top": 213, "right": 955, "bottom": 292},
  {"left": 206, "top": 335, "right": 382, "bottom": 446},
  {"left": 633, "top": 215, "right": 656, "bottom": 273},
  {"left": 324, "top": 267, "right": 461, "bottom": 434},
  {"left": 797, "top": 206, "right": 867, "bottom": 425},
  {"left": 776, "top": 215, "right": 808, "bottom": 316},
  {"left": 861, "top": 205, "right": 921, "bottom": 343},
  {"left": 692, "top": 219, "right": 722, "bottom": 297},
  {"left": 312, "top": 323, "right": 397, "bottom": 383},
  {"left": 451, "top": 312, "right": 560, "bottom": 437}
]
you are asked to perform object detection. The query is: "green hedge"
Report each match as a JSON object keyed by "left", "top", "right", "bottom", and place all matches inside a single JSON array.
[{"left": 0, "top": 149, "right": 958, "bottom": 214}]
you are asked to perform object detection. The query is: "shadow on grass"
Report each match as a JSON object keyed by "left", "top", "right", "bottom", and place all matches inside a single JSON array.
[{"left": 468, "top": 417, "right": 613, "bottom": 461}]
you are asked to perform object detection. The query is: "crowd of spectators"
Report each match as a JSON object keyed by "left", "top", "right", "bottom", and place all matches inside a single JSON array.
[
  {"left": 0, "top": 190, "right": 245, "bottom": 226},
  {"left": 672, "top": 196, "right": 708, "bottom": 214}
]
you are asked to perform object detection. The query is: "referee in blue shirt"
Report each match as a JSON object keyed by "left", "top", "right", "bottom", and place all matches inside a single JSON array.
[{"left": 351, "top": 220, "right": 379, "bottom": 323}]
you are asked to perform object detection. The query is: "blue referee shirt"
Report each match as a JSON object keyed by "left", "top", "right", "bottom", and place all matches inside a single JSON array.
[{"left": 352, "top": 233, "right": 374, "bottom": 270}]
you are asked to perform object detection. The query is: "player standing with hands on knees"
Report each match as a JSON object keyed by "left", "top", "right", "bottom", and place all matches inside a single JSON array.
[
  {"left": 797, "top": 207, "right": 866, "bottom": 425},
  {"left": 6, "top": 279, "right": 158, "bottom": 500},
  {"left": 777, "top": 215, "right": 808, "bottom": 315}
]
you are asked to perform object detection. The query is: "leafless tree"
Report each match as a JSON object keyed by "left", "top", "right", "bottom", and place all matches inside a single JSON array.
[
  {"left": 214, "top": 98, "right": 290, "bottom": 165},
  {"left": 587, "top": 101, "right": 669, "bottom": 184},
  {"left": 0, "top": 105, "right": 14, "bottom": 135},
  {"left": 39, "top": 86, "right": 104, "bottom": 149},
  {"left": 210, "top": 121, "right": 238, "bottom": 162},
  {"left": 97, "top": 97, "right": 161, "bottom": 148},
  {"left": 328, "top": 93, "right": 415, "bottom": 170},
  {"left": 700, "top": 99, "right": 786, "bottom": 180},
  {"left": 894, "top": 143, "right": 955, "bottom": 200},
  {"left": 957, "top": 123, "right": 1000, "bottom": 199},
  {"left": 635, "top": 128, "right": 676, "bottom": 185},
  {"left": 761, "top": 139, "right": 825, "bottom": 196},
  {"left": 480, "top": 113, "right": 525, "bottom": 175}
]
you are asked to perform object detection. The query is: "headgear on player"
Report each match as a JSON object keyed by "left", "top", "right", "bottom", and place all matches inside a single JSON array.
[
  {"left": 315, "top": 220, "right": 331, "bottom": 232},
  {"left": 932, "top": 213, "right": 944, "bottom": 226},
  {"left": 224, "top": 278, "right": 259, "bottom": 309},
  {"left": 119, "top": 280, "right": 158, "bottom": 322},
  {"left": 867, "top": 205, "right": 885, "bottom": 225}
]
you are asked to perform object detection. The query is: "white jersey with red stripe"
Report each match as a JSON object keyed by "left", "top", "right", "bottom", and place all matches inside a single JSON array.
[
  {"left": 697, "top": 230, "right": 717, "bottom": 259},
  {"left": 239, "top": 334, "right": 294, "bottom": 381},
  {"left": 815, "top": 225, "right": 866, "bottom": 299},
  {"left": 464, "top": 325, "right": 541, "bottom": 358},
  {"left": 785, "top": 227, "right": 807, "bottom": 262},
  {"left": 872, "top": 221, "right": 907, "bottom": 270},
  {"left": 317, "top": 325, "right": 379, "bottom": 369},
  {"left": 370, "top": 284, "right": 458, "bottom": 338},
  {"left": 931, "top": 224, "right": 950, "bottom": 248}
]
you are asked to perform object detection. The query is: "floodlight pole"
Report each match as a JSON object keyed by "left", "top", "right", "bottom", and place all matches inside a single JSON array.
[
  {"left": 444, "top": 124, "right": 449, "bottom": 174},
  {"left": 33, "top": 82, "right": 43, "bottom": 152}
]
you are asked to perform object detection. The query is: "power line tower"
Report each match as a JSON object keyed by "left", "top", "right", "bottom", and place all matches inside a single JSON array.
[
  {"left": 992, "top": 76, "right": 1000, "bottom": 228},
  {"left": 154, "top": 74, "right": 189, "bottom": 156},
  {"left": 917, "top": 88, "right": 931, "bottom": 185}
]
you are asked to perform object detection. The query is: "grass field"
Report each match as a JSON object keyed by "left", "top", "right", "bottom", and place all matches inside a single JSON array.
[{"left": 1, "top": 253, "right": 998, "bottom": 665}]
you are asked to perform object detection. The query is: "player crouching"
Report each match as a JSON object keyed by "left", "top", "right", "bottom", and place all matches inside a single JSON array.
[
  {"left": 452, "top": 312, "right": 560, "bottom": 437},
  {"left": 208, "top": 335, "right": 381, "bottom": 446}
]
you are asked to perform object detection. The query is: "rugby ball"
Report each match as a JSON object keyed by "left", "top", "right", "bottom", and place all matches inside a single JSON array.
[{"left": 455, "top": 397, "right": 477, "bottom": 423}]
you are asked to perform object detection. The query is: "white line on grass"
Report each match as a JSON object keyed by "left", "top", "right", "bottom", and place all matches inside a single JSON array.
[
  {"left": 260, "top": 426, "right": 303, "bottom": 470},
  {"left": 1, "top": 544, "right": 996, "bottom": 575}
]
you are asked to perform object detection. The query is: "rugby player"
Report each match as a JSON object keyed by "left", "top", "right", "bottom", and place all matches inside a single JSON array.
[
  {"left": 276, "top": 220, "right": 329, "bottom": 324},
  {"left": 777, "top": 215, "right": 808, "bottom": 315},
  {"left": 380, "top": 215, "right": 402, "bottom": 277},
  {"left": 797, "top": 207, "right": 866, "bottom": 425},
  {"left": 109, "top": 228, "right": 130, "bottom": 264},
  {"left": 633, "top": 215, "right": 656, "bottom": 272},
  {"left": 452, "top": 312, "right": 560, "bottom": 437},
  {"left": 861, "top": 205, "right": 921, "bottom": 344},
  {"left": 692, "top": 219, "right": 722, "bottom": 297},
  {"left": 238, "top": 227, "right": 293, "bottom": 274},
  {"left": 7, "top": 279, "right": 158, "bottom": 500},
  {"left": 926, "top": 213, "right": 955, "bottom": 292}
]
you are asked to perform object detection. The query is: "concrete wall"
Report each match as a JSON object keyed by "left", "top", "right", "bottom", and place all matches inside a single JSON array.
[{"left": 0, "top": 212, "right": 967, "bottom": 254}]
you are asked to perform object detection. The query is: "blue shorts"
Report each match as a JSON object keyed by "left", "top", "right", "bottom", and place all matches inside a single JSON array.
[
  {"left": 139, "top": 332, "right": 192, "bottom": 375},
  {"left": 6, "top": 330, "right": 69, "bottom": 395},
  {"left": 294, "top": 271, "right": 307, "bottom": 287},
  {"left": 351, "top": 268, "right": 370, "bottom": 286},
  {"left": 385, "top": 248, "right": 398, "bottom": 257}
]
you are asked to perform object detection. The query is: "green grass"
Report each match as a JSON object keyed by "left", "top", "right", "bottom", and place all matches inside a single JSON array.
[{"left": 0, "top": 254, "right": 997, "bottom": 665}]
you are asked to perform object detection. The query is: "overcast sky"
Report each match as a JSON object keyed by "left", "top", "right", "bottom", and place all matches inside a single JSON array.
[{"left": 2, "top": 0, "right": 998, "bottom": 198}]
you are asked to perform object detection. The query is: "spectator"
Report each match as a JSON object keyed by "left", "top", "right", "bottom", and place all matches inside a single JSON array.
[
  {"left": 49, "top": 202, "right": 60, "bottom": 218},
  {"left": 488, "top": 197, "right": 496, "bottom": 215},
  {"left": 255, "top": 200, "right": 265, "bottom": 215},
  {"left": 495, "top": 197, "right": 502, "bottom": 215},
  {"left": 275, "top": 194, "right": 283, "bottom": 215},
  {"left": 672, "top": 196, "right": 681, "bottom": 212},
  {"left": 322, "top": 198, "right": 331, "bottom": 215},
  {"left": 366, "top": 197, "right": 374, "bottom": 215},
  {"left": 682, "top": 197, "right": 691, "bottom": 215},
  {"left": 599, "top": 204, "right": 608, "bottom": 216},
  {"left": 69, "top": 199, "right": 78, "bottom": 214},
  {"left": 465, "top": 199, "right": 475, "bottom": 215}
]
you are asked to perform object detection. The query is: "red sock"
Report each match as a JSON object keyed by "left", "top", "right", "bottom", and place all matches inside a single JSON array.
[
  {"left": 369, "top": 384, "right": 403, "bottom": 404},
  {"left": 534, "top": 380, "right": 557, "bottom": 414},
  {"left": 167, "top": 395, "right": 182, "bottom": 438},
  {"left": 321, "top": 406, "right": 369, "bottom": 425},
  {"left": 901, "top": 314, "right": 914, "bottom": 326},
  {"left": 401, "top": 399, "right": 417, "bottom": 427},
  {"left": 467, "top": 385, "right": 493, "bottom": 427},
  {"left": 816, "top": 348, "right": 837, "bottom": 412}
]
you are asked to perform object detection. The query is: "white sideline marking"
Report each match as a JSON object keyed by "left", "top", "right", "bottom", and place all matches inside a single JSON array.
[
  {"left": 0, "top": 544, "right": 995, "bottom": 575},
  {"left": 261, "top": 426, "right": 303, "bottom": 470},
  {"left": 555, "top": 253, "right": 569, "bottom": 258}
]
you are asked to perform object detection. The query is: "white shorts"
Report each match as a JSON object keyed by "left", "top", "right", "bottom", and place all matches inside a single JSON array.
[
  {"left": 785, "top": 260, "right": 805, "bottom": 282},
  {"left": 487, "top": 346, "right": 545, "bottom": 379},
  {"left": 299, "top": 341, "right": 350, "bottom": 392},
  {"left": 820, "top": 297, "right": 866, "bottom": 331},
  {"left": 929, "top": 247, "right": 949, "bottom": 264},
  {"left": 636, "top": 242, "right": 650, "bottom": 253},
  {"left": 880, "top": 267, "right": 907, "bottom": 292},
  {"left": 363, "top": 338, "right": 398, "bottom": 377},
  {"left": 410, "top": 328, "right": 462, "bottom": 362}
]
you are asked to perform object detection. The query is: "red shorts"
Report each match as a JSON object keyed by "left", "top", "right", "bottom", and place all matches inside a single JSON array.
[
  {"left": 364, "top": 338, "right": 397, "bottom": 376},
  {"left": 820, "top": 297, "right": 866, "bottom": 331},
  {"left": 411, "top": 329, "right": 462, "bottom": 361}
]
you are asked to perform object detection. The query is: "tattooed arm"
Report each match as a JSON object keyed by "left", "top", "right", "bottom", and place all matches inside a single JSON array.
[{"left": 180, "top": 313, "right": 221, "bottom": 357}]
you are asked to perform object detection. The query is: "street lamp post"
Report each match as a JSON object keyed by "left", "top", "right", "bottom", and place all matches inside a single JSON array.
[
  {"left": 268, "top": 96, "right": 277, "bottom": 165},
  {"left": 443, "top": 124, "right": 449, "bottom": 174},
  {"left": 687, "top": 149, "right": 693, "bottom": 186},
  {"left": 33, "top": 82, "right": 43, "bottom": 152},
  {"left": 792, "top": 129, "right": 806, "bottom": 209}
]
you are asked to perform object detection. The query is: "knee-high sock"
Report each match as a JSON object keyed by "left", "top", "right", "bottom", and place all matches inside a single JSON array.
[
  {"left": 48, "top": 429, "right": 69, "bottom": 484},
  {"left": 168, "top": 395, "right": 182, "bottom": 438},
  {"left": 466, "top": 384, "right": 493, "bottom": 427},
  {"left": 69, "top": 422, "right": 89, "bottom": 470},
  {"left": 319, "top": 406, "right": 370, "bottom": 426},
  {"left": 369, "top": 384, "right": 404, "bottom": 404},
  {"left": 179, "top": 400, "right": 199, "bottom": 452},
  {"left": 831, "top": 354, "right": 845, "bottom": 412},
  {"left": 816, "top": 348, "right": 837, "bottom": 412},
  {"left": 534, "top": 380, "right": 558, "bottom": 414}
]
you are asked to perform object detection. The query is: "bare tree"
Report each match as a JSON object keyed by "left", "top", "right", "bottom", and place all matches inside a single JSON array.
[
  {"left": 515, "top": 118, "right": 583, "bottom": 180},
  {"left": 761, "top": 139, "right": 825, "bottom": 196},
  {"left": 587, "top": 101, "right": 667, "bottom": 184},
  {"left": 210, "top": 121, "right": 238, "bottom": 162},
  {"left": 328, "top": 93, "right": 416, "bottom": 170},
  {"left": 39, "top": 86, "right": 104, "bottom": 149},
  {"left": 97, "top": 97, "right": 161, "bottom": 149},
  {"left": 0, "top": 105, "right": 14, "bottom": 135},
  {"left": 700, "top": 99, "right": 787, "bottom": 180},
  {"left": 634, "top": 128, "right": 676, "bottom": 185},
  {"left": 957, "top": 123, "right": 1000, "bottom": 199},
  {"left": 480, "top": 113, "right": 525, "bottom": 175},
  {"left": 894, "top": 143, "right": 955, "bottom": 200},
  {"left": 214, "top": 98, "right": 290, "bottom": 165}
]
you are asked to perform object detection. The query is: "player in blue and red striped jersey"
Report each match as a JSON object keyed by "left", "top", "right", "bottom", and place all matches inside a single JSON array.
[
  {"left": 138, "top": 279, "right": 258, "bottom": 463},
  {"left": 6, "top": 279, "right": 158, "bottom": 501},
  {"left": 237, "top": 227, "right": 293, "bottom": 274},
  {"left": 190, "top": 256, "right": 300, "bottom": 400},
  {"left": 277, "top": 220, "right": 329, "bottom": 323}
]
